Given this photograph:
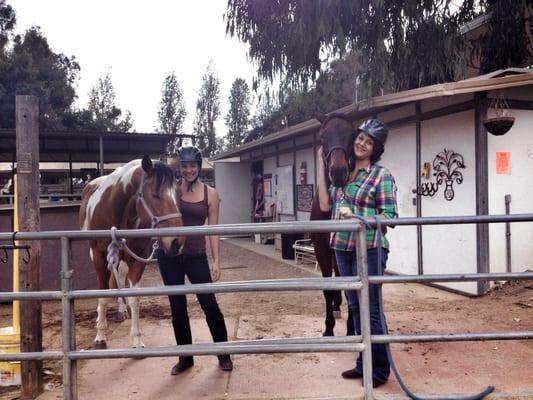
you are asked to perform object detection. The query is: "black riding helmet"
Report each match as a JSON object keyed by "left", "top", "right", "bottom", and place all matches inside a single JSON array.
[
  {"left": 178, "top": 146, "right": 203, "bottom": 171},
  {"left": 357, "top": 119, "right": 389, "bottom": 162},
  {"left": 177, "top": 146, "right": 202, "bottom": 191}
]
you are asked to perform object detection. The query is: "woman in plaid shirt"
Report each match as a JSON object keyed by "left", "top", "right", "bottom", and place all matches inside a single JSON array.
[{"left": 318, "top": 118, "right": 398, "bottom": 388}]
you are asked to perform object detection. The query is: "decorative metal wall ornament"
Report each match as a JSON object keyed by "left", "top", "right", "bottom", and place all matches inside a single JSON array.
[
  {"left": 484, "top": 93, "right": 515, "bottom": 136},
  {"left": 418, "top": 148, "right": 466, "bottom": 201}
]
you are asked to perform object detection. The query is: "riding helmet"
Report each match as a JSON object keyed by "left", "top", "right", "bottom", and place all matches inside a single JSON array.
[
  {"left": 357, "top": 119, "right": 389, "bottom": 162},
  {"left": 357, "top": 119, "right": 389, "bottom": 147},
  {"left": 178, "top": 146, "right": 203, "bottom": 171}
]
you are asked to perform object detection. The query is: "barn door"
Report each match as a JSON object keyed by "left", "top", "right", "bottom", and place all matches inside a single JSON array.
[
  {"left": 383, "top": 124, "right": 419, "bottom": 275},
  {"left": 419, "top": 112, "right": 477, "bottom": 295}
]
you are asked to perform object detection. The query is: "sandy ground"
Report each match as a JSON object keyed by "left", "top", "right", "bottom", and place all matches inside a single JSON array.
[{"left": 1, "top": 239, "right": 532, "bottom": 399}]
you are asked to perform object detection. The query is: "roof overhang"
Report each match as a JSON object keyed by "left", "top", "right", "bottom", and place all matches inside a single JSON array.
[
  {"left": 212, "top": 68, "right": 533, "bottom": 161},
  {"left": 0, "top": 130, "right": 194, "bottom": 163}
]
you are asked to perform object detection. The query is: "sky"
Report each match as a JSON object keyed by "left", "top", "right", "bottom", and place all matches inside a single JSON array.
[{"left": 8, "top": 0, "right": 258, "bottom": 135}]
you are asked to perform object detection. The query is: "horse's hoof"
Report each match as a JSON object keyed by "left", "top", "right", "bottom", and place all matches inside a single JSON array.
[
  {"left": 323, "top": 330, "right": 334, "bottom": 337},
  {"left": 94, "top": 340, "right": 107, "bottom": 349},
  {"left": 333, "top": 310, "right": 342, "bottom": 319}
]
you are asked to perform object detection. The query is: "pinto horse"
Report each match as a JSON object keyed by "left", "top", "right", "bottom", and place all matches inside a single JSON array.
[
  {"left": 310, "top": 112, "right": 356, "bottom": 336},
  {"left": 80, "top": 155, "right": 185, "bottom": 349}
]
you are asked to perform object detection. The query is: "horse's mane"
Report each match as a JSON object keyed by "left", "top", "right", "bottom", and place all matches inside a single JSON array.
[
  {"left": 151, "top": 162, "right": 176, "bottom": 195},
  {"left": 96, "top": 159, "right": 175, "bottom": 196},
  {"left": 320, "top": 112, "right": 354, "bottom": 128}
]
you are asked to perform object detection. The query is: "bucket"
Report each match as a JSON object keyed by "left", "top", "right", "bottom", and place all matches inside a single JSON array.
[{"left": 0, "top": 327, "right": 21, "bottom": 386}]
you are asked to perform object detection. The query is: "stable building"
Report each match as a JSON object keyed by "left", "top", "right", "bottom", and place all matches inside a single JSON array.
[{"left": 212, "top": 68, "right": 533, "bottom": 296}]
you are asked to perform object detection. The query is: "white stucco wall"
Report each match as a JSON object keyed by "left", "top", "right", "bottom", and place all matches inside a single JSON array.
[
  {"left": 381, "top": 123, "right": 419, "bottom": 275},
  {"left": 420, "top": 111, "right": 478, "bottom": 294},
  {"left": 488, "top": 109, "right": 533, "bottom": 275},
  {"left": 214, "top": 160, "right": 252, "bottom": 225}
]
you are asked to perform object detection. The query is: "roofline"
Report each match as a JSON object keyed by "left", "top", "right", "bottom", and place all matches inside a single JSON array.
[
  {"left": 459, "top": 13, "right": 492, "bottom": 35},
  {"left": 212, "top": 69, "right": 533, "bottom": 161},
  {"left": 0, "top": 129, "right": 194, "bottom": 140}
]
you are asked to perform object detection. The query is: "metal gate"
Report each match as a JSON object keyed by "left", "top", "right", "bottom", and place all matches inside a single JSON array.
[{"left": 1, "top": 215, "right": 533, "bottom": 400}]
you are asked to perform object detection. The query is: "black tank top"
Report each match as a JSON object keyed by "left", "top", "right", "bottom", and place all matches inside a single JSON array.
[{"left": 180, "top": 184, "right": 209, "bottom": 254}]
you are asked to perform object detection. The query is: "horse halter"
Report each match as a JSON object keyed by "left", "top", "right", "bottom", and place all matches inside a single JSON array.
[
  {"left": 137, "top": 170, "right": 182, "bottom": 229},
  {"left": 319, "top": 113, "right": 356, "bottom": 166}
]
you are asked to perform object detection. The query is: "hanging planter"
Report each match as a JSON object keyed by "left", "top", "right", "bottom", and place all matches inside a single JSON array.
[
  {"left": 483, "top": 93, "right": 515, "bottom": 136},
  {"left": 483, "top": 116, "right": 515, "bottom": 136}
]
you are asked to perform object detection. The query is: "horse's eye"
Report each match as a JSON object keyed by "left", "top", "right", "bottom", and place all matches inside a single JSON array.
[{"left": 152, "top": 193, "right": 161, "bottom": 199}]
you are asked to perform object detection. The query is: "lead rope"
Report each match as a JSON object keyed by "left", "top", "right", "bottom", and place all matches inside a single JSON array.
[
  {"left": 106, "top": 226, "right": 160, "bottom": 271},
  {"left": 106, "top": 226, "right": 159, "bottom": 305},
  {"left": 345, "top": 214, "right": 495, "bottom": 400},
  {"left": 105, "top": 172, "right": 181, "bottom": 287}
]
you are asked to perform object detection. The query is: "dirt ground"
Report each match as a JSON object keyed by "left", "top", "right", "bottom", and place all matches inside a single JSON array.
[{"left": 1, "top": 240, "right": 532, "bottom": 399}]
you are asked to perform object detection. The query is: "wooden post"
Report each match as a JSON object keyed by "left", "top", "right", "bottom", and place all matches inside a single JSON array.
[{"left": 15, "top": 95, "right": 43, "bottom": 399}]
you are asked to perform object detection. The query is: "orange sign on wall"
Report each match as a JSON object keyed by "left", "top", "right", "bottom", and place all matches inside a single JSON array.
[{"left": 496, "top": 152, "right": 511, "bottom": 175}]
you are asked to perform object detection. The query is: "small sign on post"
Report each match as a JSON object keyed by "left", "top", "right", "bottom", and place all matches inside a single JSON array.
[{"left": 296, "top": 184, "right": 314, "bottom": 212}]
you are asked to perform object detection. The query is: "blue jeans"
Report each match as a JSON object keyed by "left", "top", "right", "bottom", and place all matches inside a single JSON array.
[
  {"left": 157, "top": 251, "right": 229, "bottom": 361},
  {"left": 335, "top": 248, "right": 390, "bottom": 383}
]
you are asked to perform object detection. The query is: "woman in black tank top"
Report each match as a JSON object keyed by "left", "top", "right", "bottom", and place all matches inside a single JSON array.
[{"left": 157, "top": 146, "right": 233, "bottom": 375}]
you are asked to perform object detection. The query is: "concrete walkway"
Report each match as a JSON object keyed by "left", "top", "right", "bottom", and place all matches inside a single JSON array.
[{"left": 37, "top": 238, "right": 533, "bottom": 400}]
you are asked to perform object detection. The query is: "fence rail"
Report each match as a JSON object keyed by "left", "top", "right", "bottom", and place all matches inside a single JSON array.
[{"left": 0, "top": 214, "right": 532, "bottom": 400}]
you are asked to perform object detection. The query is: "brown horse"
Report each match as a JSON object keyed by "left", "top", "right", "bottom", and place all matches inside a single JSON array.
[
  {"left": 80, "top": 155, "right": 185, "bottom": 349},
  {"left": 311, "top": 112, "right": 356, "bottom": 336}
]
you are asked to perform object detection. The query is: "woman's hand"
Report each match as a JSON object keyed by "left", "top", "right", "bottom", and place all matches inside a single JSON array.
[
  {"left": 211, "top": 259, "right": 221, "bottom": 282},
  {"left": 338, "top": 206, "right": 353, "bottom": 218},
  {"left": 317, "top": 148, "right": 325, "bottom": 177},
  {"left": 317, "top": 147, "right": 332, "bottom": 212}
]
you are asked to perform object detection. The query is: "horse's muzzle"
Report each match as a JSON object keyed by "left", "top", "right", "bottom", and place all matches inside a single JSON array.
[
  {"left": 329, "top": 165, "right": 349, "bottom": 187},
  {"left": 159, "top": 237, "right": 185, "bottom": 256}
]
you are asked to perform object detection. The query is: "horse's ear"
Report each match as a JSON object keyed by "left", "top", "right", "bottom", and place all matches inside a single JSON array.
[
  {"left": 315, "top": 111, "right": 326, "bottom": 123},
  {"left": 141, "top": 155, "right": 153, "bottom": 173}
]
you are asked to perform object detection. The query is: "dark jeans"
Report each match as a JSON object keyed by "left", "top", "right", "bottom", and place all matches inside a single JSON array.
[
  {"left": 334, "top": 248, "right": 390, "bottom": 383},
  {"left": 157, "top": 251, "right": 229, "bottom": 361}
]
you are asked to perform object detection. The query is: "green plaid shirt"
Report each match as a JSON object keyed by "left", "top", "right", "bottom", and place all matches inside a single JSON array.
[{"left": 329, "top": 163, "right": 398, "bottom": 251}]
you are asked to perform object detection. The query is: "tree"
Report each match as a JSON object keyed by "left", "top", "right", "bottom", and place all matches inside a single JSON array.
[
  {"left": 0, "top": 0, "right": 15, "bottom": 53},
  {"left": 193, "top": 62, "right": 220, "bottom": 157},
  {"left": 0, "top": 26, "right": 80, "bottom": 129},
  {"left": 246, "top": 52, "right": 361, "bottom": 141},
  {"left": 157, "top": 72, "right": 187, "bottom": 154},
  {"left": 475, "top": 0, "right": 533, "bottom": 73},
  {"left": 225, "top": 1, "right": 532, "bottom": 96},
  {"left": 224, "top": 78, "right": 251, "bottom": 149},
  {"left": 87, "top": 72, "right": 133, "bottom": 132}
]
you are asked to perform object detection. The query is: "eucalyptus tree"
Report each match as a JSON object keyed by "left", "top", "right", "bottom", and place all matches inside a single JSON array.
[
  {"left": 157, "top": 72, "right": 187, "bottom": 154},
  {"left": 226, "top": 0, "right": 533, "bottom": 97},
  {"left": 193, "top": 62, "right": 220, "bottom": 157}
]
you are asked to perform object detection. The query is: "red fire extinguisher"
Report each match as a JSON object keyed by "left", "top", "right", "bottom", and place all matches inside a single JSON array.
[{"left": 299, "top": 161, "right": 307, "bottom": 184}]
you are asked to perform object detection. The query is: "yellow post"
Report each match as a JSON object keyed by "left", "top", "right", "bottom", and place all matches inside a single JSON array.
[
  {"left": 0, "top": 174, "right": 21, "bottom": 386},
  {"left": 13, "top": 174, "right": 20, "bottom": 333}
]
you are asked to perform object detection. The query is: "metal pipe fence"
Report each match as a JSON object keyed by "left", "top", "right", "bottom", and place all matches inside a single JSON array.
[{"left": 0, "top": 214, "right": 532, "bottom": 400}]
